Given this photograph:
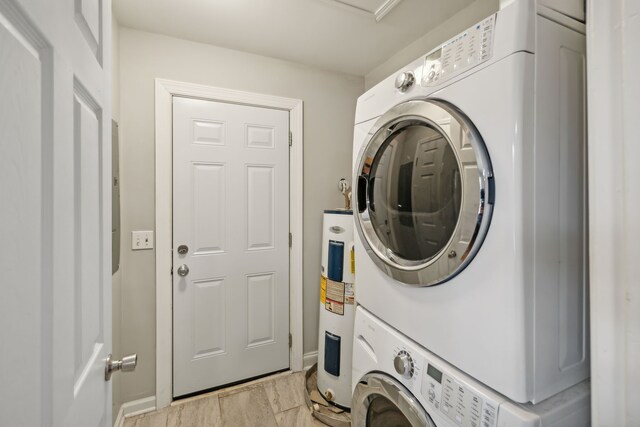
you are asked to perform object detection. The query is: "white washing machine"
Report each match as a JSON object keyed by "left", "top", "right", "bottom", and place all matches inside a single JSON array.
[
  {"left": 352, "top": 306, "right": 590, "bottom": 427},
  {"left": 352, "top": 0, "right": 588, "bottom": 404}
]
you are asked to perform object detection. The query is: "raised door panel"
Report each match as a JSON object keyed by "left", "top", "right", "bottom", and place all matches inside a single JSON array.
[
  {"left": 246, "top": 165, "right": 275, "bottom": 251},
  {"left": 246, "top": 273, "right": 276, "bottom": 347},
  {"left": 193, "top": 119, "right": 225, "bottom": 146},
  {"left": 191, "top": 278, "right": 226, "bottom": 359},
  {"left": 74, "top": 0, "right": 102, "bottom": 60},
  {"left": 72, "top": 85, "right": 105, "bottom": 397},
  {"left": 0, "top": 8, "right": 46, "bottom": 426},
  {"left": 192, "top": 162, "right": 227, "bottom": 255},
  {"left": 246, "top": 124, "right": 275, "bottom": 149}
]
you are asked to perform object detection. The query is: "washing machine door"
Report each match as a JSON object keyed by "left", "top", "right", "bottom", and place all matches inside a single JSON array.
[
  {"left": 354, "top": 99, "right": 493, "bottom": 286},
  {"left": 352, "top": 373, "right": 436, "bottom": 427}
]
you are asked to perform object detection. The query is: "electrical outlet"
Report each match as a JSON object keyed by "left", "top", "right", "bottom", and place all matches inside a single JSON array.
[{"left": 131, "top": 231, "right": 154, "bottom": 250}]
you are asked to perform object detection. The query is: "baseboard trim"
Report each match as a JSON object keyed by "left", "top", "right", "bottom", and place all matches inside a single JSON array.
[
  {"left": 113, "top": 404, "right": 125, "bottom": 427},
  {"left": 303, "top": 351, "right": 318, "bottom": 370},
  {"left": 120, "top": 395, "right": 156, "bottom": 420}
]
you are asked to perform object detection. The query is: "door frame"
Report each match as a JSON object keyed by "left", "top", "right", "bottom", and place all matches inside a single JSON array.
[{"left": 154, "top": 78, "right": 304, "bottom": 409}]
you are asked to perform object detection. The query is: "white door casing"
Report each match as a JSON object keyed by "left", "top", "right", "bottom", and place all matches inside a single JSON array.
[
  {"left": 155, "top": 80, "right": 303, "bottom": 408},
  {"left": 0, "top": 0, "right": 112, "bottom": 426},
  {"left": 172, "top": 97, "right": 290, "bottom": 396}
]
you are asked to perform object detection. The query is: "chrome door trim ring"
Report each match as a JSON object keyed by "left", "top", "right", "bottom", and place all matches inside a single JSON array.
[
  {"left": 354, "top": 98, "right": 494, "bottom": 287},
  {"left": 352, "top": 372, "right": 435, "bottom": 427}
]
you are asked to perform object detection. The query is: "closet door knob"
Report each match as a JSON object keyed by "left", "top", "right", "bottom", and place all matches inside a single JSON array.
[{"left": 105, "top": 353, "right": 137, "bottom": 381}]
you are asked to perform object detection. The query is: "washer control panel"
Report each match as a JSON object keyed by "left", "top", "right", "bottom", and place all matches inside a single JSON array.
[
  {"left": 390, "top": 340, "right": 500, "bottom": 426},
  {"left": 421, "top": 362, "right": 498, "bottom": 427},
  {"left": 422, "top": 14, "right": 496, "bottom": 87}
]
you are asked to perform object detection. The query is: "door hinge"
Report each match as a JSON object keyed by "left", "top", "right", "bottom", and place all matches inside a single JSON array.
[
  {"left": 289, "top": 131, "right": 292, "bottom": 147},
  {"left": 170, "top": 266, "right": 173, "bottom": 275},
  {"left": 289, "top": 233, "right": 292, "bottom": 248},
  {"left": 289, "top": 333, "right": 292, "bottom": 348}
]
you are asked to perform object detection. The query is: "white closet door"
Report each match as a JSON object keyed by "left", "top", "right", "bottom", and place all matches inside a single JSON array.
[
  {"left": 0, "top": 0, "right": 112, "bottom": 425},
  {"left": 172, "top": 97, "right": 290, "bottom": 397}
]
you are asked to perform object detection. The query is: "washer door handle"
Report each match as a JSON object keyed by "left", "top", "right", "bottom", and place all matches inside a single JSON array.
[{"left": 357, "top": 175, "right": 368, "bottom": 214}]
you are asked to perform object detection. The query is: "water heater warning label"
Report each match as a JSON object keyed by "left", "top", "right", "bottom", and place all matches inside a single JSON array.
[{"left": 325, "top": 279, "right": 345, "bottom": 315}]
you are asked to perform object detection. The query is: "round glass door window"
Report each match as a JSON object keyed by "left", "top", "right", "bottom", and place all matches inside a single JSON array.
[
  {"left": 366, "top": 395, "right": 413, "bottom": 427},
  {"left": 368, "top": 123, "right": 461, "bottom": 262},
  {"left": 352, "top": 373, "right": 436, "bottom": 427},
  {"left": 355, "top": 99, "right": 493, "bottom": 286}
]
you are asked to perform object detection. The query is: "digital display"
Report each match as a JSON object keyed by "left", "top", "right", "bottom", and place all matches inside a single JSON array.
[{"left": 427, "top": 364, "right": 443, "bottom": 384}]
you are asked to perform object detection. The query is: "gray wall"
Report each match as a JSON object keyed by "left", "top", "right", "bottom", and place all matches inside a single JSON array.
[
  {"left": 116, "top": 27, "right": 363, "bottom": 403},
  {"left": 365, "top": 0, "right": 500, "bottom": 90}
]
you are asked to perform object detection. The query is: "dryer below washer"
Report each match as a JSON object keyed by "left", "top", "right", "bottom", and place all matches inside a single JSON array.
[{"left": 352, "top": 306, "right": 590, "bottom": 427}]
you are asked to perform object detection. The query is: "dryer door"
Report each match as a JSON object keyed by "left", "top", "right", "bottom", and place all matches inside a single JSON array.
[
  {"left": 352, "top": 373, "right": 435, "bottom": 427},
  {"left": 355, "top": 99, "right": 493, "bottom": 286}
]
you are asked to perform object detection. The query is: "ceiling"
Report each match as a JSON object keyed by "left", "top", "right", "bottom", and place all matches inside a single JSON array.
[{"left": 113, "top": 0, "right": 476, "bottom": 76}]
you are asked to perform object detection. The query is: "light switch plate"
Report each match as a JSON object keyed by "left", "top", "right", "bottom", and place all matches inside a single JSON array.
[{"left": 131, "top": 230, "right": 154, "bottom": 250}]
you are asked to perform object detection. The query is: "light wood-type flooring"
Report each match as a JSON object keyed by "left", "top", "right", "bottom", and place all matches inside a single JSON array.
[{"left": 123, "top": 371, "right": 326, "bottom": 427}]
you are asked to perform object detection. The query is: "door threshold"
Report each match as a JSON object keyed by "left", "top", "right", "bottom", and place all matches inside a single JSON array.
[{"left": 173, "top": 368, "right": 291, "bottom": 402}]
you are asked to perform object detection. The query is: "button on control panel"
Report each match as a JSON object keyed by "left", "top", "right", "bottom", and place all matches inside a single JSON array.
[
  {"left": 421, "top": 362, "right": 498, "bottom": 427},
  {"left": 422, "top": 14, "right": 496, "bottom": 87}
]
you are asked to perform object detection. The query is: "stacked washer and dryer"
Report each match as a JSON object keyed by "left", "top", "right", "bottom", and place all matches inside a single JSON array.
[{"left": 350, "top": 0, "right": 590, "bottom": 425}]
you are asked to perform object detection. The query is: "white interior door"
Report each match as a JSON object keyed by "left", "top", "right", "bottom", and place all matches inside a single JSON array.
[
  {"left": 172, "top": 97, "right": 290, "bottom": 397},
  {"left": 0, "top": 0, "right": 112, "bottom": 426}
]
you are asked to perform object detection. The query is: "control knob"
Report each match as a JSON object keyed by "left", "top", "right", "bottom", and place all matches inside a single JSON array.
[
  {"left": 395, "top": 71, "right": 415, "bottom": 92},
  {"left": 394, "top": 350, "right": 414, "bottom": 379}
]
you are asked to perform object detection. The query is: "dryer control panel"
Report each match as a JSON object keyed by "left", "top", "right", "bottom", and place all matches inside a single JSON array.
[
  {"left": 421, "top": 362, "right": 498, "bottom": 427},
  {"left": 423, "top": 15, "right": 496, "bottom": 87}
]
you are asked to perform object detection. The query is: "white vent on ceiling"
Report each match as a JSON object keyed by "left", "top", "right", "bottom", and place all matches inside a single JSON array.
[{"left": 322, "top": 0, "right": 404, "bottom": 22}]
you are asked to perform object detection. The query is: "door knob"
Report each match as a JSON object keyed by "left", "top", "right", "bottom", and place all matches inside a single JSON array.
[
  {"left": 177, "top": 264, "right": 189, "bottom": 277},
  {"left": 105, "top": 353, "right": 137, "bottom": 381}
]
